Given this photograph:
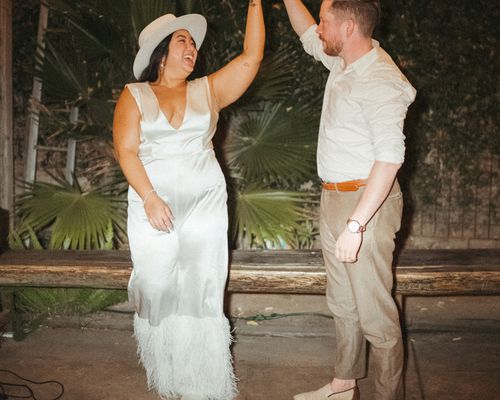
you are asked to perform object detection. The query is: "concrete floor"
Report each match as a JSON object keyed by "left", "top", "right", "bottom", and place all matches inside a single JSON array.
[{"left": 1, "top": 306, "right": 499, "bottom": 400}]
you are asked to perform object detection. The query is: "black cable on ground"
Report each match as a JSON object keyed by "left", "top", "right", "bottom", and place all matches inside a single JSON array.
[
  {"left": 0, "top": 369, "right": 64, "bottom": 400},
  {"left": 231, "top": 311, "right": 334, "bottom": 322}
]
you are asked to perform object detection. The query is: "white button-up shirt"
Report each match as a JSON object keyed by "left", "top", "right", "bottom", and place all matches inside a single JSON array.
[{"left": 300, "top": 25, "right": 416, "bottom": 183}]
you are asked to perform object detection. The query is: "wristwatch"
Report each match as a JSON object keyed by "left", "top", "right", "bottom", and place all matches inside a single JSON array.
[{"left": 347, "top": 219, "right": 366, "bottom": 234}]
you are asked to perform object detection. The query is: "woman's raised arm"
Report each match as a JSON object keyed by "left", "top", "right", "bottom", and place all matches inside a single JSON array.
[{"left": 208, "top": 0, "right": 265, "bottom": 110}]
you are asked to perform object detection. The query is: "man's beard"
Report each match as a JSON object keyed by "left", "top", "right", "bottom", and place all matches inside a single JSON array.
[{"left": 322, "top": 38, "right": 343, "bottom": 56}]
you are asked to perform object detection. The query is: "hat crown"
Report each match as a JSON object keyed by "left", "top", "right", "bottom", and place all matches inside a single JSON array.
[
  {"left": 133, "top": 13, "right": 206, "bottom": 79},
  {"left": 138, "top": 13, "right": 176, "bottom": 48}
]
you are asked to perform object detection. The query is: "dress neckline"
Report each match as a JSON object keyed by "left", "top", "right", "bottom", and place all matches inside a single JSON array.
[{"left": 146, "top": 82, "right": 190, "bottom": 131}]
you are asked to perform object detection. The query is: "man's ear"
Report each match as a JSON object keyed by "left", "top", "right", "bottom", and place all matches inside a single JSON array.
[{"left": 344, "top": 18, "right": 355, "bottom": 38}]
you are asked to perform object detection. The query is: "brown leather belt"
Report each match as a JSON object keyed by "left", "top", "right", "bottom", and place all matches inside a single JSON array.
[{"left": 322, "top": 179, "right": 367, "bottom": 192}]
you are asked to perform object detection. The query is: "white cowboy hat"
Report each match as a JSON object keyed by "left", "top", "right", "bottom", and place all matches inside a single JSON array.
[{"left": 133, "top": 13, "right": 207, "bottom": 79}]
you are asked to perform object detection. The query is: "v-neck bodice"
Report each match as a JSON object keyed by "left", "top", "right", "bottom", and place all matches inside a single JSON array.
[
  {"left": 126, "top": 76, "right": 219, "bottom": 164},
  {"left": 145, "top": 82, "right": 188, "bottom": 131}
]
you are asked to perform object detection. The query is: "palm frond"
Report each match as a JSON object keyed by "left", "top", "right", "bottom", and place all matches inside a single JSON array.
[
  {"left": 46, "top": 0, "right": 134, "bottom": 81},
  {"left": 13, "top": 287, "right": 127, "bottom": 320},
  {"left": 177, "top": 0, "right": 200, "bottom": 15},
  {"left": 8, "top": 226, "right": 44, "bottom": 250},
  {"left": 16, "top": 177, "right": 126, "bottom": 250},
  {"left": 64, "top": 18, "right": 117, "bottom": 59},
  {"left": 224, "top": 103, "right": 317, "bottom": 185},
  {"left": 130, "top": 0, "right": 177, "bottom": 40},
  {"left": 241, "top": 45, "right": 300, "bottom": 105},
  {"left": 234, "top": 187, "right": 312, "bottom": 249},
  {"left": 38, "top": 39, "right": 87, "bottom": 102}
]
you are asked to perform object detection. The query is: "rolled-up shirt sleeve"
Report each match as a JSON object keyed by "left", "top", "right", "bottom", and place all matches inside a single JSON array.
[
  {"left": 299, "top": 24, "right": 338, "bottom": 70},
  {"left": 364, "top": 80, "right": 416, "bottom": 164}
]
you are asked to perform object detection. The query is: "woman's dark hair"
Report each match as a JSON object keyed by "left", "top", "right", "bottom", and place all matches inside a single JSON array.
[{"left": 138, "top": 34, "right": 173, "bottom": 82}]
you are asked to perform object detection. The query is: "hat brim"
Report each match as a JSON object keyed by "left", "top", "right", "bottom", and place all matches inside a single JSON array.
[{"left": 133, "top": 14, "right": 207, "bottom": 80}]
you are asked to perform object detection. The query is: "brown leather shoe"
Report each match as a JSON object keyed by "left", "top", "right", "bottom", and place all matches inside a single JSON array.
[{"left": 293, "top": 384, "right": 359, "bottom": 400}]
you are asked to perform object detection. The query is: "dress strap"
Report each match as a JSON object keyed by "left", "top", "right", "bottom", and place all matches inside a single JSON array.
[
  {"left": 125, "top": 82, "right": 161, "bottom": 122},
  {"left": 188, "top": 76, "right": 219, "bottom": 116}
]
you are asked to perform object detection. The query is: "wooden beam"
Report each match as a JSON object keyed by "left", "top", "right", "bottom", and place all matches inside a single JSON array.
[
  {"left": 0, "top": 249, "right": 499, "bottom": 296},
  {"left": 0, "top": 0, "right": 14, "bottom": 240}
]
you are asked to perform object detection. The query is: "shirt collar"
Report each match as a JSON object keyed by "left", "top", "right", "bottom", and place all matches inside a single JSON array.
[{"left": 342, "top": 39, "right": 379, "bottom": 76}]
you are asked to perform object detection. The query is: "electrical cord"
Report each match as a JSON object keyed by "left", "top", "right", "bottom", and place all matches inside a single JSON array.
[
  {"left": 231, "top": 311, "right": 334, "bottom": 322},
  {"left": 0, "top": 369, "right": 64, "bottom": 400}
]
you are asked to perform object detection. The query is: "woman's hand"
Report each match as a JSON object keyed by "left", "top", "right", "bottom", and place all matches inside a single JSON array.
[{"left": 144, "top": 193, "right": 174, "bottom": 232}]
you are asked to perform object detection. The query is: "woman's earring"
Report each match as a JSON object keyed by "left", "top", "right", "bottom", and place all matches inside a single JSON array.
[{"left": 160, "top": 63, "right": 165, "bottom": 71}]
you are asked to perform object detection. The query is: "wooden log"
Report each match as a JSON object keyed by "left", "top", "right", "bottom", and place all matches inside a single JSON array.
[{"left": 0, "top": 249, "right": 499, "bottom": 296}]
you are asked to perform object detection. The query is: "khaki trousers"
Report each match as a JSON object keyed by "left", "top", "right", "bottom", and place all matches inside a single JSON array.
[{"left": 320, "top": 181, "right": 404, "bottom": 400}]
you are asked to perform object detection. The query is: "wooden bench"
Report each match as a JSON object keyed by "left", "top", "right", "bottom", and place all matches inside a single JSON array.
[
  {"left": 0, "top": 249, "right": 499, "bottom": 294},
  {"left": 1, "top": 249, "right": 499, "bottom": 328}
]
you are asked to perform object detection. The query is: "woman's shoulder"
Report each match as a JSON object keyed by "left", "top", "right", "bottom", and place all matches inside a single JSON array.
[
  {"left": 189, "top": 76, "right": 219, "bottom": 113},
  {"left": 125, "top": 81, "right": 150, "bottom": 92},
  {"left": 119, "top": 82, "right": 150, "bottom": 113}
]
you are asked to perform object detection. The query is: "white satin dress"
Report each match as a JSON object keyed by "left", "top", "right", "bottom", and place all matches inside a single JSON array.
[{"left": 125, "top": 77, "right": 237, "bottom": 400}]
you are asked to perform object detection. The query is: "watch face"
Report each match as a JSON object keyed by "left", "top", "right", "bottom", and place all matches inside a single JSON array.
[{"left": 347, "top": 220, "right": 360, "bottom": 233}]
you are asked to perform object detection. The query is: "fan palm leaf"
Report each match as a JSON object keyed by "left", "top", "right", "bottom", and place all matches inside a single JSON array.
[
  {"left": 240, "top": 45, "right": 300, "bottom": 105},
  {"left": 16, "top": 177, "right": 126, "bottom": 250},
  {"left": 224, "top": 103, "right": 317, "bottom": 185},
  {"left": 37, "top": 39, "right": 87, "bottom": 102},
  {"left": 234, "top": 187, "right": 313, "bottom": 249}
]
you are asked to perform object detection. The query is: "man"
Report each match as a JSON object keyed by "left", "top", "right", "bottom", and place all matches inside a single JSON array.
[{"left": 282, "top": 1, "right": 416, "bottom": 399}]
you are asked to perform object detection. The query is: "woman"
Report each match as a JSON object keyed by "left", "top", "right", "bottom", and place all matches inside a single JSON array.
[{"left": 112, "top": 2, "right": 264, "bottom": 399}]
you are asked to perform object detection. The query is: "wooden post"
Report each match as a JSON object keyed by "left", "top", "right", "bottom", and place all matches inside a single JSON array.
[
  {"left": 0, "top": 0, "right": 13, "bottom": 327},
  {"left": 0, "top": 0, "right": 14, "bottom": 249},
  {"left": 24, "top": 2, "right": 49, "bottom": 184},
  {"left": 65, "top": 107, "right": 79, "bottom": 185}
]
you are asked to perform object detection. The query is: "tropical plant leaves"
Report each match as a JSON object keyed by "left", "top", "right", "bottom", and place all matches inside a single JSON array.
[
  {"left": 16, "top": 177, "right": 126, "bottom": 250},
  {"left": 233, "top": 187, "right": 313, "bottom": 249},
  {"left": 38, "top": 39, "right": 87, "bottom": 102},
  {"left": 224, "top": 103, "right": 317, "bottom": 185},
  {"left": 241, "top": 45, "right": 300, "bottom": 105},
  {"left": 130, "top": 0, "right": 177, "bottom": 40}
]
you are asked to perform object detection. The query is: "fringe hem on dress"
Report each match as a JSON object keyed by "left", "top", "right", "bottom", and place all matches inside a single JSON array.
[{"left": 134, "top": 313, "right": 238, "bottom": 400}]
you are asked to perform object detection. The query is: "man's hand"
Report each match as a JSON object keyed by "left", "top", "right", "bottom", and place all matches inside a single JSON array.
[{"left": 335, "top": 229, "right": 362, "bottom": 263}]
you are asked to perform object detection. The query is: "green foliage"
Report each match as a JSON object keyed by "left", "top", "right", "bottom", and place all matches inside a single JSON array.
[
  {"left": 225, "top": 104, "right": 316, "bottom": 184},
  {"left": 375, "top": 0, "right": 499, "bottom": 205},
  {"left": 12, "top": 288, "right": 127, "bottom": 340},
  {"left": 15, "top": 177, "right": 126, "bottom": 250},
  {"left": 10, "top": 175, "right": 126, "bottom": 339},
  {"left": 234, "top": 187, "right": 313, "bottom": 248}
]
